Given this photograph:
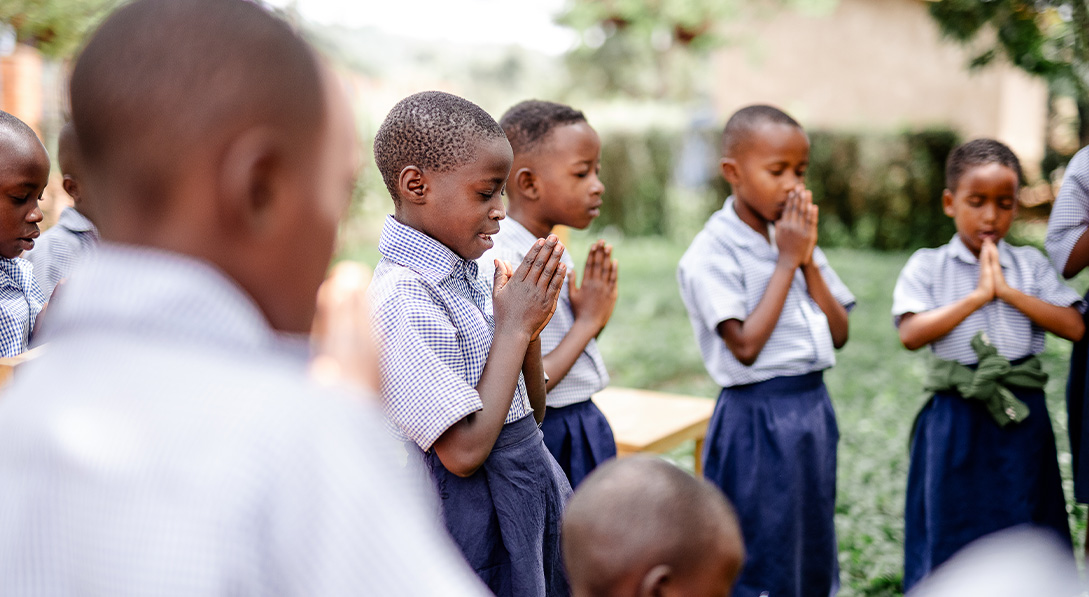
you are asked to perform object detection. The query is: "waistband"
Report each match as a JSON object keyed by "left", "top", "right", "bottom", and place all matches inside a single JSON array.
[
  {"left": 725, "top": 370, "right": 825, "bottom": 395},
  {"left": 492, "top": 414, "right": 540, "bottom": 450}
]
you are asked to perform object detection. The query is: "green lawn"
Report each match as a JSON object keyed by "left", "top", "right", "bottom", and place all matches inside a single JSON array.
[{"left": 341, "top": 229, "right": 1088, "bottom": 596}]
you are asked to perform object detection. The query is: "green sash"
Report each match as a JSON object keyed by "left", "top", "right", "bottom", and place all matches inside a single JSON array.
[{"left": 923, "top": 331, "right": 1047, "bottom": 428}]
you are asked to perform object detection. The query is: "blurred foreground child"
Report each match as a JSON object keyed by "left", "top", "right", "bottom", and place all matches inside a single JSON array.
[
  {"left": 28, "top": 122, "right": 99, "bottom": 299},
  {"left": 0, "top": 1, "right": 488, "bottom": 594},
  {"left": 481, "top": 99, "right": 617, "bottom": 487},
  {"left": 894, "top": 139, "right": 1083, "bottom": 589},
  {"left": 0, "top": 110, "right": 47, "bottom": 357},
  {"left": 562, "top": 456, "right": 745, "bottom": 597},
  {"left": 677, "top": 105, "right": 854, "bottom": 597},
  {"left": 369, "top": 91, "right": 571, "bottom": 596}
]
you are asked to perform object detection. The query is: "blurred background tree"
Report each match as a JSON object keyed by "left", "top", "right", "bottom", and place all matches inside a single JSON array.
[
  {"left": 0, "top": 0, "right": 123, "bottom": 59},
  {"left": 927, "top": 0, "right": 1089, "bottom": 146}
]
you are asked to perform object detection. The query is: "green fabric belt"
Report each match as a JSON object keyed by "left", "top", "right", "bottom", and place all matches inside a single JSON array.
[{"left": 923, "top": 331, "right": 1048, "bottom": 427}]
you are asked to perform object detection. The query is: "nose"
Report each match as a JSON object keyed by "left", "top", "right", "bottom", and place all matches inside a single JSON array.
[
  {"left": 490, "top": 197, "right": 505, "bottom": 221},
  {"left": 981, "top": 200, "right": 996, "bottom": 222},
  {"left": 591, "top": 172, "right": 605, "bottom": 196},
  {"left": 27, "top": 202, "right": 42, "bottom": 224}
]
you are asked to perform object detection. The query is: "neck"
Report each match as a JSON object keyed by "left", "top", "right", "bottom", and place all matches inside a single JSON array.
[
  {"left": 506, "top": 200, "right": 553, "bottom": 239},
  {"left": 731, "top": 198, "right": 770, "bottom": 241}
]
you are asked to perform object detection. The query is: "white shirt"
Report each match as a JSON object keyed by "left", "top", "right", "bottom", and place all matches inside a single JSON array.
[
  {"left": 1046, "top": 145, "right": 1089, "bottom": 276},
  {"left": 0, "top": 243, "right": 488, "bottom": 596}
]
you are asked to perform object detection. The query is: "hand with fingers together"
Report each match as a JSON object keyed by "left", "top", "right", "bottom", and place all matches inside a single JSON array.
[
  {"left": 776, "top": 185, "right": 818, "bottom": 270},
  {"left": 569, "top": 239, "right": 619, "bottom": 336},
  {"left": 493, "top": 234, "right": 567, "bottom": 342}
]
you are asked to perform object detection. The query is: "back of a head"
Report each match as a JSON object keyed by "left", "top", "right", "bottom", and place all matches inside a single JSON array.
[
  {"left": 56, "top": 122, "right": 80, "bottom": 180},
  {"left": 70, "top": 0, "right": 325, "bottom": 229},
  {"left": 499, "top": 99, "right": 587, "bottom": 157},
  {"left": 563, "top": 456, "right": 745, "bottom": 597},
  {"left": 721, "top": 104, "right": 802, "bottom": 159},
  {"left": 945, "top": 138, "right": 1023, "bottom": 192},
  {"left": 373, "top": 90, "right": 506, "bottom": 202}
]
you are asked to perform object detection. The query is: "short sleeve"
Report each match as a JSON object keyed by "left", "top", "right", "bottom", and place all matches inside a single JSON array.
[
  {"left": 371, "top": 279, "right": 483, "bottom": 450},
  {"left": 0, "top": 284, "right": 32, "bottom": 357},
  {"left": 1046, "top": 147, "right": 1089, "bottom": 274},
  {"left": 678, "top": 245, "right": 748, "bottom": 329},
  {"left": 1029, "top": 248, "right": 1087, "bottom": 313},
  {"left": 812, "top": 248, "right": 856, "bottom": 311},
  {"left": 892, "top": 250, "right": 935, "bottom": 327}
]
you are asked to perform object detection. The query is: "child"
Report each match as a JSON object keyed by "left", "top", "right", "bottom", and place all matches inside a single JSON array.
[
  {"left": 369, "top": 90, "right": 572, "bottom": 597},
  {"left": 0, "top": 110, "right": 48, "bottom": 357},
  {"left": 27, "top": 121, "right": 99, "bottom": 298},
  {"left": 480, "top": 99, "right": 618, "bottom": 487},
  {"left": 0, "top": 1, "right": 488, "bottom": 594},
  {"left": 894, "top": 139, "right": 1084, "bottom": 589},
  {"left": 1044, "top": 146, "right": 1089, "bottom": 558},
  {"left": 677, "top": 105, "right": 854, "bottom": 597},
  {"left": 562, "top": 455, "right": 745, "bottom": 597}
]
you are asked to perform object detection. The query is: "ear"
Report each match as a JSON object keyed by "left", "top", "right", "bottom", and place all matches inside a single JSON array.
[
  {"left": 720, "top": 158, "right": 740, "bottom": 186},
  {"left": 514, "top": 167, "right": 539, "bottom": 200},
  {"left": 398, "top": 165, "right": 426, "bottom": 205},
  {"left": 942, "top": 189, "right": 955, "bottom": 218},
  {"left": 62, "top": 175, "right": 81, "bottom": 205},
  {"left": 216, "top": 125, "right": 282, "bottom": 232},
  {"left": 637, "top": 565, "right": 672, "bottom": 597}
]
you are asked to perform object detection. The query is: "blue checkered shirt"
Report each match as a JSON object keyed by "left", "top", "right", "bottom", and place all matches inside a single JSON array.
[
  {"left": 479, "top": 218, "right": 609, "bottom": 408},
  {"left": 893, "top": 235, "right": 1085, "bottom": 365},
  {"left": 677, "top": 197, "right": 856, "bottom": 388},
  {"left": 0, "top": 256, "right": 45, "bottom": 357},
  {"left": 0, "top": 244, "right": 488, "bottom": 596},
  {"left": 370, "top": 216, "right": 532, "bottom": 451},
  {"left": 1046, "top": 146, "right": 1089, "bottom": 275},
  {"left": 25, "top": 206, "right": 99, "bottom": 298}
]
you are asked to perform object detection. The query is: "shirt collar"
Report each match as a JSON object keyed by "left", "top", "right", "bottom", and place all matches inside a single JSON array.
[
  {"left": 0, "top": 256, "right": 44, "bottom": 302},
  {"left": 58, "top": 206, "right": 98, "bottom": 237},
  {"left": 712, "top": 197, "right": 776, "bottom": 251},
  {"left": 948, "top": 234, "right": 1014, "bottom": 268},
  {"left": 498, "top": 217, "right": 540, "bottom": 247},
  {"left": 378, "top": 215, "right": 478, "bottom": 284}
]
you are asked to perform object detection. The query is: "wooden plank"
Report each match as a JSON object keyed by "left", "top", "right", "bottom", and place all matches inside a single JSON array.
[{"left": 593, "top": 386, "right": 715, "bottom": 462}]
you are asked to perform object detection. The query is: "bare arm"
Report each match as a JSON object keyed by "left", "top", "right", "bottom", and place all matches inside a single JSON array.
[
  {"left": 542, "top": 241, "right": 618, "bottom": 390},
  {"left": 523, "top": 338, "right": 547, "bottom": 423},
  {"left": 717, "top": 189, "right": 813, "bottom": 366},
  {"left": 432, "top": 237, "right": 566, "bottom": 477},
  {"left": 1062, "top": 229, "right": 1089, "bottom": 279},
  {"left": 796, "top": 197, "right": 849, "bottom": 348},
  {"left": 899, "top": 240, "right": 995, "bottom": 350}
]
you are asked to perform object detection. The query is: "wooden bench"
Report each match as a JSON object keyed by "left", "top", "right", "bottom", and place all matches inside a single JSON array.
[{"left": 593, "top": 386, "right": 716, "bottom": 474}]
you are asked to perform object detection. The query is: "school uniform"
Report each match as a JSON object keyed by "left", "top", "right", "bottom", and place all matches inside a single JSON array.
[
  {"left": 893, "top": 235, "right": 1083, "bottom": 590},
  {"left": 0, "top": 256, "right": 45, "bottom": 357},
  {"left": 677, "top": 197, "right": 855, "bottom": 597},
  {"left": 0, "top": 244, "right": 489, "bottom": 596},
  {"left": 370, "top": 215, "right": 571, "bottom": 597},
  {"left": 479, "top": 218, "right": 615, "bottom": 487},
  {"left": 1046, "top": 145, "right": 1089, "bottom": 503},
  {"left": 25, "top": 206, "right": 99, "bottom": 299}
]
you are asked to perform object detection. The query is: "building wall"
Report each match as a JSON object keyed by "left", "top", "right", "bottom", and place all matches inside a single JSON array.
[{"left": 711, "top": 0, "right": 1047, "bottom": 177}]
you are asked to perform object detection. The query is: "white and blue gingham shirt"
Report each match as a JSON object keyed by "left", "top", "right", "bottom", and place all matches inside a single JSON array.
[
  {"left": 1046, "top": 146, "right": 1089, "bottom": 275},
  {"left": 677, "top": 197, "right": 856, "bottom": 388},
  {"left": 892, "top": 235, "right": 1085, "bottom": 365},
  {"left": 370, "top": 216, "right": 532, "bottom": 451},
  {"left": 479, "top": 218, "right": 609, "bottom": 408},
  {"left": 0, "top": 256, "right": 44, "bottom": 357},
  {"left": 0, "top": 244, "right": 488, "bottom": 596},
  {"left": 26, "top": 206, "right": 99, "bottom": 298}
]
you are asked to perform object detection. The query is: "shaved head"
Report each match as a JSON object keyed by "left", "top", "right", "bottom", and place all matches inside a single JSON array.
[
  {"left": 563, "top": 456, "right": 745, "bottom": 596},
  {"left": 721, "top": 104, "right": 802, "bottom": 159},
  {"left": 70, "top": 0, "right": 324, "bottom": 223}
]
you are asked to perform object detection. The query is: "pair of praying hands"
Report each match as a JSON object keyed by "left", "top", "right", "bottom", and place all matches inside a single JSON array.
[
  {"left": 568, "top": 240, "right": 619, "bottom": 335},
  {"left": 776, "top": 185, "right": 819, "bottom": 269},
  {"left": 973, "top": 238, "right": 1011, "bottom": 305}
]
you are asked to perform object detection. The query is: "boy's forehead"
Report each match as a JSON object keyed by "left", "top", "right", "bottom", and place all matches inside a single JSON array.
[{"left": 0, "top": 130, "right": 48, "bottom": 172}]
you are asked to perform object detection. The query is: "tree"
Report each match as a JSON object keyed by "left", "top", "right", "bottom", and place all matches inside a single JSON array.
[
  {"left": 927, "top": 0, "right": 1089, "bottom": 145},
  {"left": 0, "top": 0, "right": 124, "bottom": 60}
]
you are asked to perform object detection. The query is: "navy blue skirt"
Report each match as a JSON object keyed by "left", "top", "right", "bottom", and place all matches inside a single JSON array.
[
  {"left": 541, "top": 398, "right": 617, "bottom": 488},
  {"left": 425, "top": 415, "right": 572, "bottom": 597},
  {"left": 903, "top": 387, "right": 1071, "bottom": 591},
  {"left": 1068, "top": 299, "right": 1089, "bottom": 502},
  {"left": 702, "top": 371, "right": 839, "bottom": 597}
]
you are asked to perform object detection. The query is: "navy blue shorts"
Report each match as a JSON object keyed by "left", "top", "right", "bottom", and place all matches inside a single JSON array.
[
  {"left": 541, "top": 398, "right": 617, "bottom": 488},
  {"left": 903, "top": 387, "right": 1071, "bottom": 590},
  {"left": 1068, "top": 298, "right": 1089, "bottom": 502},
  {"left": 703, "top": 371, "right": 839, "bottom": 597},
  {"left": 425, "top": 415, "right": 572, "bottom": 597}
]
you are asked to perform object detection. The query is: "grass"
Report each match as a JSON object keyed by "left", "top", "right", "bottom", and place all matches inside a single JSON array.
[{"left": 340, "top": 228, "right": 1089, "bottom": 596}]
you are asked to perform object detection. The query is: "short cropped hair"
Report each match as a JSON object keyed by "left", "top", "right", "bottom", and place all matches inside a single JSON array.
[
  {"left": 70, "top": 0, "right": 324, "bottom": 217},
  {"left": 0, "top": 111, "right": 39, "bottom": 145},
  {"left": 499, "top": 100, "right": 586, "bottom": 156},
  {"left": 373, "top": 91, "right": 506, "bottom": 201},
  {"left": 721, "top": 104, "right": 802, "bottom": 157},
  {"left": 563, "top": 456, "right": 744, "bottom": 595},
  {"left": 945, "top": 138, "right": 1023, "bottom": 192}
]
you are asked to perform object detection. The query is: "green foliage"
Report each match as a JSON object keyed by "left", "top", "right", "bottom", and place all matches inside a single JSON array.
[
  {"left": 0, "top": 0, "right": 123, "bottom": 59},
  {"left": 589, "top": 127, "right": 959, "bottom": 251}
]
